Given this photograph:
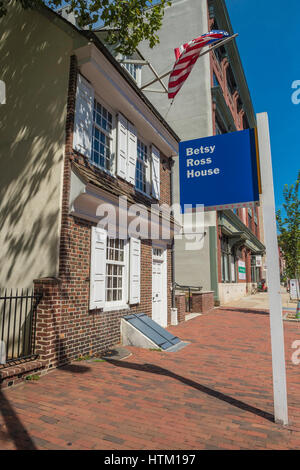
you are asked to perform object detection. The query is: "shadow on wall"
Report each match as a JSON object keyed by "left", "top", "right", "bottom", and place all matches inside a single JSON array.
[{"left": 0, "top": 4, "right": 78, "bottom": 289}]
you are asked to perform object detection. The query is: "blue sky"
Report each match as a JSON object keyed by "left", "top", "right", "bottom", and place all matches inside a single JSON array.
[{"left": 226, "top": 0, "right": 299, "bottom": 211}]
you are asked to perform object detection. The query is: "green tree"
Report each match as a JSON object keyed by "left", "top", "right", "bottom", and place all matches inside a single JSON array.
[
  {"left": 276, "top": 171, "right": 300, "bottom": 281},
  {"left": 0, "top": 0, "right": 172, "bottom": 54}
]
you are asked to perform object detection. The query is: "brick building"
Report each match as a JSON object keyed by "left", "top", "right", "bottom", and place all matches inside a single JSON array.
[{"left": 0, "top": 2, "right": 180, "bottom": 383}]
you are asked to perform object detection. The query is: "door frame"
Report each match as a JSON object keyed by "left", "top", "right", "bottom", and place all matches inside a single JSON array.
[{"left": 152, "top": 242, "right": 168, "bottom": 327}]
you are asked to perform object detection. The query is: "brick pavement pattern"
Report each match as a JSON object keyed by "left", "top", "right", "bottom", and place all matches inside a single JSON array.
[{"left": 0, "top": 307, "right": 299, "bottom": 450}]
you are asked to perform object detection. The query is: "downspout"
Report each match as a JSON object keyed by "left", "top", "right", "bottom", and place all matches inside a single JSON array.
[{"left": 170, "top": 157, "right": 176, "bottom": 308}]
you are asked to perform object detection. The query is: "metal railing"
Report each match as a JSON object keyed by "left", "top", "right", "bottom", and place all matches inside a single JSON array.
[
  {"left": 0, "top": 289, "right": 42, "bottom": 366},
  {"left": 174, "top": 283, "right": 202, "bottom": 312}
]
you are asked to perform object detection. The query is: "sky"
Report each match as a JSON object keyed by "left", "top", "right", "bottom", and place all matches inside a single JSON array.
[
  {"left": 51, "top": 0, "right": 299, "bottom": 212},
  {"left": 225, "top": 0, "right": 299, "bottom": 212}
]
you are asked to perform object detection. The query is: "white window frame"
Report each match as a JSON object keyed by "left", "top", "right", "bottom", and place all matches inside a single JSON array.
[
  {"left": 135, "top": 137, "right": 151, "bottom": 197},
  {"left": 120, "top": 55, "right": 142, "bottom": 87},
  {"left": 91, "top": 95, "right": 116, "bottom": 175},
  {"left": 104, "top": 237, "right": 129, "bottom": 311}
]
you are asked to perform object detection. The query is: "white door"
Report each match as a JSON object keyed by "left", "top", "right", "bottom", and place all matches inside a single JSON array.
[{"left": 152, "top": 247, "right": 167, "bottom": 327}]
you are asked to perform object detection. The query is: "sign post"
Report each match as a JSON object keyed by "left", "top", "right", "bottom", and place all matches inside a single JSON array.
[
  {"left": 256, "top": 112, "right": 288, "bottom": 425},
  {"left": 179, "top": 117, "right": 289, "bottom": 425}
]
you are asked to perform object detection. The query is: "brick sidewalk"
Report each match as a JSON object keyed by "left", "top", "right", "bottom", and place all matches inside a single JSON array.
[{"left": 0, "top": 307, "right": 299, "bottom": 450}]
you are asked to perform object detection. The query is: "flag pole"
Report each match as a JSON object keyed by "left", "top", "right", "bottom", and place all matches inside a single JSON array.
[{"left": 140, "top": 33, "right": 238, "bottom": 91}]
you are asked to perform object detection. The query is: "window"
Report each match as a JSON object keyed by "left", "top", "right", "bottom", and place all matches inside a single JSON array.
[
  {"left": 251, "top": 255, "right": 261, "bottom": 284},
  {"left": 122, "top": 56, "right": 138, "bottom": 81},
  {"left": 248, "top": 207, "right": 253, "bottom": 230},
  {"left": 213, "top": 73, "right": 220, "bottom": 88},
  {"left": 92, "top": 99, "right": 113, "bottom": 171},
  {"left": 243, "top": 114, "right": 249, "bottom": 130},
  {"left": 226, "top": 66, "right": 237, "bottom": 96},
  {"left": 221, "top": 236, "right": 231, "bottom": 282},
  {"left": 136, "top": 139, "right": 148, "bottom": 193},
  {"left": 121, "top": 55, "right": 142, "bottom": 86},
  {"left": 254, "top": 211, "right": 259, "bottom": 237},
  {"left": 153, "top": 247, "right": 163, "bottom": 259},
  {"left": 251, "top": 255, "right": 257, "bottom": 283},
  {"left": 106, "top": 238, "right": 127, "bottom": 304},
  {"left": 231, "top": 254, "right": 236, "bottom": 282},
  {"left": 215, "top": 116, "right": 226, "bottom": 135}
]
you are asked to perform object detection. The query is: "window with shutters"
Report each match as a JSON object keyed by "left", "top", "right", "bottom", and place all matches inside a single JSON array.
[
  {"left": 135, "top": 139, "right": 148, "bottom": 193},
  {"left": 92, "top": 99, "right": 113, "bottom": 171},
  {"left": 106, "top": 238, "right": 127, "bottom": 305}
]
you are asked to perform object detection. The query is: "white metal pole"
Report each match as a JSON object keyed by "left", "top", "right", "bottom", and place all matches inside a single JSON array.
[{"left": 256, "top": 112, "right": 289, "bottom": 425}]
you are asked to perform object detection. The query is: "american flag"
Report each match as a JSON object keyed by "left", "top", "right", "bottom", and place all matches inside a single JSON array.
[{"left": 168, "top": 30, "right": 230, "bottom": 99}]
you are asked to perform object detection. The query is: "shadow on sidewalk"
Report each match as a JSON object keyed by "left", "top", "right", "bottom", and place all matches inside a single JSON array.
[
  {"left": 0, "top": 363, "right": 91, "bottom": 450},
  {"left": 106, "top": 359, "right": 275, "bottom": 423},
  {"left": 0, "top": 390, "right": 37, "bottom": 450},
  {"left": 218, "top": 307, "right": 269, "bottom": 316}
]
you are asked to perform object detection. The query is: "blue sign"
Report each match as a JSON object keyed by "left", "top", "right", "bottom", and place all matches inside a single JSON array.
[{"left": 179, "top": 129, "right": 259, "bottom": 211}]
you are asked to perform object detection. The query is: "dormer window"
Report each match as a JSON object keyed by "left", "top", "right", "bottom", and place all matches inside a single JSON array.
[{"left": 120, "top": 55, "right": 142, "bottom": 86}]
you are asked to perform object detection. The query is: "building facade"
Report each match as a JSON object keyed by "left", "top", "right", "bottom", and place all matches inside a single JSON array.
[
  {"left": 137, "top": 0, "right": 265, "bottom": 304},
  {"left": 0, "top": 2, "right": 179, "bottom": 381}
]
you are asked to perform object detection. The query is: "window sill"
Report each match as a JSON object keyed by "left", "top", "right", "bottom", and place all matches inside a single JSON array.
[
  {"left": 103, "top": 304, "right": 130, "bottom": 313},
  {"left": 135, "top": 187, "right": 152, "bottom": 199},
  {"left": 89, "top": 160, "right": 116, "bottom": 178}
]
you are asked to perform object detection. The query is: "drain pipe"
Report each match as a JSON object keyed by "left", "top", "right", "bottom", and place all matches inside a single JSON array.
[{"left": 170, "top": 157, "right": 176, "bottom": 309}]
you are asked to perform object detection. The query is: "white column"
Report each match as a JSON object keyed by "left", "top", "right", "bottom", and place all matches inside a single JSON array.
[{"left": 256, "top": 112, "right": 288, "bottom": 425}]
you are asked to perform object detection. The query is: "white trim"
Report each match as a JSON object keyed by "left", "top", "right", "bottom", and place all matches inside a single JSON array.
[
  {"left": 73, "top": 74, "right": 94, "bottom": 158},
  {"left": 151, "top": 144, "right": 160, "bottom": 200},
  {"left": 91, "top": 95, "right": 115, "bottom": 175},
  {"left": 105, "top": 237, "right": 129, "bottom": 308},
  {"left": 135, "top": 136, "right": 151, "bottom": 196},
  {"left": 129, "top": 237, "right": 141, "bottom": 304},
  {"left": 90, "top": 226, "right": 107, "bottom": 310},
  {"left": 88, "top": 55, "right": 178, "bottom": 154},
  {"left": 103, "top": 304, "right": 130, "bottom": 313},
  {"left": 152, "top": 243, "right": 168, "bottom": 327}
]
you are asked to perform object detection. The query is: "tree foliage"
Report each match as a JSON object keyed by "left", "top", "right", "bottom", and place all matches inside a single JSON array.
[
  {"left": 276, "top": 170, "right": 300, "bottom": 280},
  {"left": 0, "top": 0, "right": 172, "bottom": 54}
]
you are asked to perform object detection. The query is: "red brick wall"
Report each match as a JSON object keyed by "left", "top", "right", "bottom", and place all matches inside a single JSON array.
[
  {"left": 33, "top": 55, "right": 174, "bottom": 368},
  {"left": 191, "top": 292, "right": 214, "bottom": 314},
  {"left": 175, "top": 294, "right": 186, "bottom": 324}
]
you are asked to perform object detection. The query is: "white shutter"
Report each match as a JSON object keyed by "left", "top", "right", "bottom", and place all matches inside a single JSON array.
[
  {"left": 90, "top": 227, "right": 107, "bottom": 310},
  {"left": 117, "top": 113, "right": 128, "bottom": 180},
  {"left": 151, "top": 145, "right": 160, "bottom": 200},
  {"left": 129, "top": 237, "right": 141, "bottom": 304},
  {"left": 127, "top": 121, "right": 137, "bottom": 185},
  {"left": 73, "top": 74, "right": 94, "bottom": 158}
]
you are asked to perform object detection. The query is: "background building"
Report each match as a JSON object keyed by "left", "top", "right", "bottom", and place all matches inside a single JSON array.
[{"left": 135, "top": 0, "right": 265, "bottom": 304}]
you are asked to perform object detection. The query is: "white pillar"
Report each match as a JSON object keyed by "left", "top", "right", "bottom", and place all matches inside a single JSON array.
[{"left": 256, "top": 112, "right": 288, "bottom": 425}]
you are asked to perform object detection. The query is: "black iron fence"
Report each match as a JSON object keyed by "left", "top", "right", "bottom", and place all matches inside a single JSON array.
[
  {"left": 174, "top": 283, "right": 202, "bottom": 312},
  {"left": 0, "top": 289, "right": 42, "bottom": 365}
]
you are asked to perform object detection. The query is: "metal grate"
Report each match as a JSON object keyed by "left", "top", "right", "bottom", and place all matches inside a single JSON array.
[
  {"left": 0, "top": 289, "right": 42, "bottom": 365},
  {"left": 124, "top": 313, "right": 181, "bottom": 350}
]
